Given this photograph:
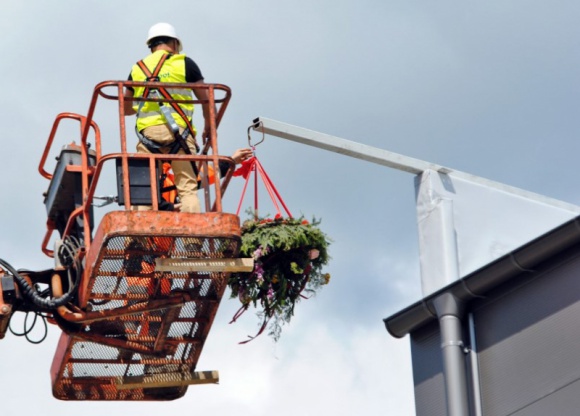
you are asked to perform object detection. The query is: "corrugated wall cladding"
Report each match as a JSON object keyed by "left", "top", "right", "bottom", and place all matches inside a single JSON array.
[
  {"left": 411, "top": 323, "right": 448, "bottom": 416},
  {"left": 474, "top": 252, "right": 580, "bottom": 415}
]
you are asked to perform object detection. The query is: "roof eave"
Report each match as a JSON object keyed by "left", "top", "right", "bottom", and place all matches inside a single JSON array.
[{"left": 384, "top": 216, "right": 580, "bottom": 338}]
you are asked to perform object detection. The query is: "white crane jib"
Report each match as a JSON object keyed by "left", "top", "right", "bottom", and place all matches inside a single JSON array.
[{"left": 252, "top": 117, "right": 580, "bottom": 297}]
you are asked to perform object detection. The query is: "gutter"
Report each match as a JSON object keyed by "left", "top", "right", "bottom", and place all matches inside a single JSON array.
[{"left": 384, "top": 215, "right": 580, "bottom": 338}]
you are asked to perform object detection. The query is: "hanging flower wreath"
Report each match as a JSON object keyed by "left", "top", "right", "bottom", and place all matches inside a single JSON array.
[{"left": 228, "top": 214, "right": 331, "bottom": 342}]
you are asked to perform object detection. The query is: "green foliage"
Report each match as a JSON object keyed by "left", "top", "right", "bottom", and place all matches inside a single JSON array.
[{"left": 229, "top": 215, "right": 331, "bottom": 341}]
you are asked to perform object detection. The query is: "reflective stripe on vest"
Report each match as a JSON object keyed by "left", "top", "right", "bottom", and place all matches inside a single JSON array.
[{"left": 131, "top": 50, "right": 195, "bottom": 133}]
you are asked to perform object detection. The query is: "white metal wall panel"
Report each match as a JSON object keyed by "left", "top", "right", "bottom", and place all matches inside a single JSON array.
[{"left": 416, "top": 169, "right": 580, "bottom": 296}]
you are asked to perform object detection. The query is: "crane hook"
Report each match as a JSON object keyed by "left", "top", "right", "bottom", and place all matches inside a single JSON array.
[{"left": 247, "top": 119, "right": 265, "bottom": 148}]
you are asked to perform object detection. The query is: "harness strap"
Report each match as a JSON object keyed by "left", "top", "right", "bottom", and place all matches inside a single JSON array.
[
  {"left": 150, "top": 89, "right": 200, "bottom": 156},
  {"left": 135, "top": 53, "right": 201, "bottom": 178},
  {"left": 136, "top": 52, "right": 169, "bottom": 97},
  {"left": 135, "top": 131, "right": 181, "bottom": 154},
  {"left": 135, "top": 54, "right": 199, "bottom": 153}
]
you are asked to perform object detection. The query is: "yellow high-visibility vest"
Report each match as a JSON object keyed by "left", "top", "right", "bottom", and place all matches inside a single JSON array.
[{"left": 131, "top": 50, "right": 195, "bottom": 133}]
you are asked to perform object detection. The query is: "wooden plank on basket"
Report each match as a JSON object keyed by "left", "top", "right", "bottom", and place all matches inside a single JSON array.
[
  {"left": 155, "top": 258, "right": 254, "bottom": 272},
  {"left": 116, "top": 370, "right": 219, "bottom": 389}
]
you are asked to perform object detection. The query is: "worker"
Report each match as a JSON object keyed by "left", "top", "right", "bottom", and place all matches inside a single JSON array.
[{"left": 124, "top": 22, "right": 213, "bottom": 213}]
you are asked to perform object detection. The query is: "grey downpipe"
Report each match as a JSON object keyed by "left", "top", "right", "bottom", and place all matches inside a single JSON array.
[{"left": 434, "top": 292, "right": 470, "bottom": 416}]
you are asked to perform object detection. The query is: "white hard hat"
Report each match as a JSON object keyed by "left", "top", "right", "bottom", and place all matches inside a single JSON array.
[{"left": 146, "top": 22, "right": 182, "bottom": 52}]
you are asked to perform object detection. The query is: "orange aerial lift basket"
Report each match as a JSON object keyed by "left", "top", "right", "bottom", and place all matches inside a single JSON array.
[{"left": 32, "top": 81, "right": 252, "bottom": 400}]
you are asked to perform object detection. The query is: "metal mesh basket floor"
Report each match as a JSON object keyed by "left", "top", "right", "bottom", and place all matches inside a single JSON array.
[{"left": 51, "top": 211, "right": 241, "bottom": 400}]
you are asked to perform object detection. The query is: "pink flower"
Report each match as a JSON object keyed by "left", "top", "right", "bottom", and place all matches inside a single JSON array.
[
  {"left": 253, "top": 246, "right": 263, "bottom": 260},
  {"left": 256, "top": 275, "right": 264, "bottom": 285},
  {"left": 252, "top": 263, "right": 264, "bottom": 285},
  {"left": 309, "top": 249, "right": 320, "bottom": 260}
]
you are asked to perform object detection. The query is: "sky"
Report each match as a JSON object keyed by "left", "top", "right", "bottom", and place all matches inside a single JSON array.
[{"left": 2, "top": 1, "right": 580, "bottom": 415}]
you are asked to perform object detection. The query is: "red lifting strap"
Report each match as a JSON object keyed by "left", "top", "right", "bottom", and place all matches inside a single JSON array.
[{"left": 234, "top": 155, "right": 293, "bottom": 219}]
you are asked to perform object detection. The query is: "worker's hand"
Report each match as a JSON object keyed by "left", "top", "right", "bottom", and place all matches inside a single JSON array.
[{"left": 231, "top": 148, "right": 253, "bottom": 164}]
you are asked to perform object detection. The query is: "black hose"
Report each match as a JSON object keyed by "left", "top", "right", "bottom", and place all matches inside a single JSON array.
[
  {"left": 8, "top": 311, "right": 48, "bottom": 344},
  {"left": 0, "top": 256, "right": 81, "bottom": 310}
]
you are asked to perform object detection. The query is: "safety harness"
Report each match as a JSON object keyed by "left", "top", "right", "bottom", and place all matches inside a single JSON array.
[{"left": 134, "top": 53, "right": 200, "bottom": 155}]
